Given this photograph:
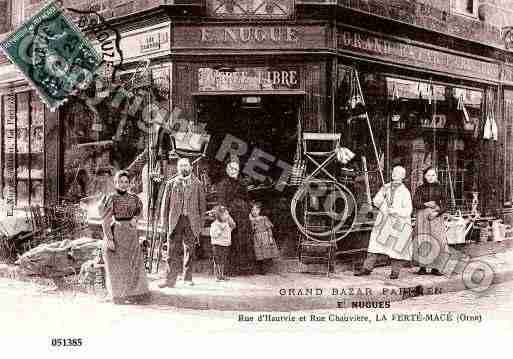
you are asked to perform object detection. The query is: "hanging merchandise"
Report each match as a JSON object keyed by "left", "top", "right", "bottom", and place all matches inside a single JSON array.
[
  {"left": 429, "top": 79, "right": 438, "bottom": 168},
  {"left": 492, "top": 118, "right": 498, "bottom": 140},
  {"left": 483, "top": 88, "right": 499, "bottom": 141},
  {"left": 290, "top": 110, "right": 306, "bottom": 185},
  {"left": 457, "top": 93, "right": 471, "bottom": 125},
  {"left": 457, "top": 93, "right": 464, "bottom": 110},
  {"left": 483, "top": 116, "right": 492, "bottom": 140},
  {"left": 491, "top": 115, "right": 498, "bottom": 141},
  {"left": 418, "top": 83, "right": 431, "bottom": 127},
  {"left": 483, "top": 115, "right": 498, "bottom": 141},
  {"left": 423, "top": 152, "right": 432, "bottom": 169},
  {"left": 389, "top": 82, "right": 401, "bottom": 123},
  {"left": 352, "top": 69, "right": 384, "bottom": 185},
  {"left": 473, "top": 117, "right": 481, "bottom": 138},
  {"left": 393, "top": 82, "right": 399, "bottom": 100},
  {"left": 428, "top": 81, "right": 433, "bottom": 105},
  {"left": 335, "top": 145, "right": 355, "bottom": 164}
]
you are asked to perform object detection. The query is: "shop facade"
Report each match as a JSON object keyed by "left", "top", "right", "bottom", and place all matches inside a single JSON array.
[
  {"left": 0, "top": 6, "right": 173, "bottom": 211},
  {"left": 1, "top": 1, "right": 513, "bottom": 258},
  {"left": 165, "top": 5, "right": 513, "bottom": 255}
]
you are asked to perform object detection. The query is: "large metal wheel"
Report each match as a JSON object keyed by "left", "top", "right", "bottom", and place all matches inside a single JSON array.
[{"left": 291, "top": 180, "right": 357, "bottom": 244}]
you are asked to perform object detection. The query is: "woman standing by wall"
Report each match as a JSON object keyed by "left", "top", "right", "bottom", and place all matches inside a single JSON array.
[
  {"left": 99, "top": 170, "right": 150, "bottom": 304},
  {"left": 216, "top": 160, "right": 256, "bottom": 275},
  {"left": 412, "top": 167, "right": 449, "bottom": 276}
]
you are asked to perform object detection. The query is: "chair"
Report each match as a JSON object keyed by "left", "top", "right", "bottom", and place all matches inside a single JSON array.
[
  {"left": 23, "top": 205, "right": 50, "bottom": 251},
  {"left": 296, "top": 133, "right": 345, "bottom": 277}
]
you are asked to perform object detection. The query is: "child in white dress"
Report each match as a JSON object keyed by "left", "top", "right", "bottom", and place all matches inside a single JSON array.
[{"left": 210, "top": 205, "right": 236, "bottom": 281}]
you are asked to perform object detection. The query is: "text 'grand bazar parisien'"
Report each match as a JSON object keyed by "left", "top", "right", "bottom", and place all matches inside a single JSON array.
[{"left": 339, "top": 30, "right": 499, "bottom": 79}]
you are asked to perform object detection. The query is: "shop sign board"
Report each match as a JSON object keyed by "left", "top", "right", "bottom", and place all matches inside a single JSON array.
[
  {"left": 140, "top": 31, "right": 169, "bottom": 54},
  {"left": 198, "top": 67, "right": 300, "bottom": 92},
  {"left": 97, "top": 27, "right": 170, "bottom": 61},
  {"left": 338, "top": 29, "right": 501, "bottom": 82},
  {"left": 206, "top": 0, "right": 294, "bottom": 19},
  {"left": 173, "top": 24, "right": 327, "bottom": 50}
]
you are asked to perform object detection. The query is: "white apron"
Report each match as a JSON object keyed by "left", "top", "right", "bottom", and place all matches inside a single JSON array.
[{"left": 367, "top": 183, "right": 413, "bottom": 261}]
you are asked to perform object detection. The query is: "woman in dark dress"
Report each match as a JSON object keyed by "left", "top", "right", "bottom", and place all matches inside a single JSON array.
[
  {"left": 98, "top": 170, "right": 150, "bottom": 304},
  {"left": 412, "top": 167, "right": 449, "bottom": 276},
  {"left": 216, "top": 160, "right": 256, "bottom": 275}
]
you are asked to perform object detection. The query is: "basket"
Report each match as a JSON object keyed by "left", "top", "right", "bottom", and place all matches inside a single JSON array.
[{"left": 289, "top": 161, "right": 306, "bottom": 185}]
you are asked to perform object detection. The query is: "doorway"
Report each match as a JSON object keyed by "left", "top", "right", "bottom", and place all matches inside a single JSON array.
[{"left": 198, "top": 94, "right": 302, "bottom": 184}]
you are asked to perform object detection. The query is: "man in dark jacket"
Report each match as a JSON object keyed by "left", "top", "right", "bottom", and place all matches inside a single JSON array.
[{"left": 159, "top": 158, "right": 206, "bottom": 287}]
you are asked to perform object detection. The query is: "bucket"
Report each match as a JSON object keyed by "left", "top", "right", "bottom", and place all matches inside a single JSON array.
[
  {"left": 504, "top": 225, "right": 513, "bottom": 241},
  {"left": 446, "top": 217, "right": 467, "bottom": 244},
  {"left": 445, "top": 214, "right": 467, "bottom": 244},
  {"left": 479, "top": 224, "right": 491, "bottom": 242},
  {"left": 491, "top": 220, "right": 506, "bottom": 242}
]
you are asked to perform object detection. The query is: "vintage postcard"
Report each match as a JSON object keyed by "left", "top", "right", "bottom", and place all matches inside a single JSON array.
[{"left": 0, "top": 0, "right": 512, "bottom": 355}]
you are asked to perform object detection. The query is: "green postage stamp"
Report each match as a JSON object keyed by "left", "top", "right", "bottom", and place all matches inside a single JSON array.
[{"left": 0, "top": 0, "right": 102, "bottom": 111}]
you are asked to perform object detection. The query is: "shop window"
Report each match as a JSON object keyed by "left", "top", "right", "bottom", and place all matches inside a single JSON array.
[
  {"left": 452, "top": 0, "right": 478, "bottom": 18},
  {"left": 60, "top": 72, "right": 151, "bottom": 203},
  {"left": 386, "top": 77, "right": 483, "bottom": 212},
  {"left": 335, "top": 66, "right": 388, "bottom": 197},
  {"left": 0, "top": 91, "right": 45, "bottom": 207}
]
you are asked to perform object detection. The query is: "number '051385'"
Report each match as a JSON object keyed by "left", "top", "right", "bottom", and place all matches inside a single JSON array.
[{"left": 51, "top": 338, "right": 83, "bottom": 347}]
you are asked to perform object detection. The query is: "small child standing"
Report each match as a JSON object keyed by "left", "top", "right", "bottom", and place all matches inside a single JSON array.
[
  {"left": 210, "top": 205, "right": 236, "bottom": 281},
  {"left": 249, "top": 202, "right": 280, "bottom": 274}
]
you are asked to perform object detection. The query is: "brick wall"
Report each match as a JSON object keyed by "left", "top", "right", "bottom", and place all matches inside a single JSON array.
[
  {"left": 336, "top": 0, "right": 503, "bottom": 46},
  {"left": 416, "top": 0, "right": 450, "bottom": 12},
  {"left": 6, "top": 1, "right": 513, "bottom": 46}
]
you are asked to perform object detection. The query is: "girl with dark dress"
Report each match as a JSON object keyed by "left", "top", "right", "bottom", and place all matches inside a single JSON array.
[
  {"left": 216, "top": 160, "right": 256, "bottom": 275},
  {"left": 412, "top": 167, "right": 449, "bottom": 276},
  {"left": 98, "top": 170, "right": 150, "bottom": 304}
]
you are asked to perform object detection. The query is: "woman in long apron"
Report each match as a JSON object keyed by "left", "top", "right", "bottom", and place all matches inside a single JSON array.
[
  {"left": 99, "top": 170, "right": 150, "bottom": 304},
  {"left": 412, "top": 167, "right": 449, "bottom": 276}
]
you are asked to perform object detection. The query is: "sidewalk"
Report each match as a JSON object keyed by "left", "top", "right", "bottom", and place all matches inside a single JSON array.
[
  {"left": 143, "top": 249, "right": 513, "bottom": 311},
  {"left": 1, "top": 246, "right": 512, "bottom": 311}
]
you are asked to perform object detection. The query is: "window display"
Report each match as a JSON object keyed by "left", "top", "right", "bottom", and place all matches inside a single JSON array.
[
  {"left": 335, "top": 68, "right": 488, "bottom": 214},
  {"left": 386, "top": 77, "right": 484, "bottom": 212},
  {"left": 0, "top": 91, "right": 45, "bottom": 206}
]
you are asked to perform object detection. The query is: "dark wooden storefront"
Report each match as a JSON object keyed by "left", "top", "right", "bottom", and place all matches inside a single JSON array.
[
  {"left": 2, "top": 2, "right": 513, "bottom": 259},
  {"left": 167, "top": 14, "right": 513, "bottom": 258}
]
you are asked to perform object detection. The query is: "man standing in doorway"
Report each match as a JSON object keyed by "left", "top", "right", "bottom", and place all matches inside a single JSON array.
[{"left": 159, "top": 158, "right": 206, "bottom": 287}]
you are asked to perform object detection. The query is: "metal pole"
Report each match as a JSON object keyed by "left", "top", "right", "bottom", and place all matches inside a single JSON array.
[
  {"left": 446, "top": 155, "right": 456, "bottom": 211},
  {"left": 354, "top": 69, "right": 385, "bottom": 185},
  {"left": 146, "top": 86, "right": 156, "bottom": 273}
]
